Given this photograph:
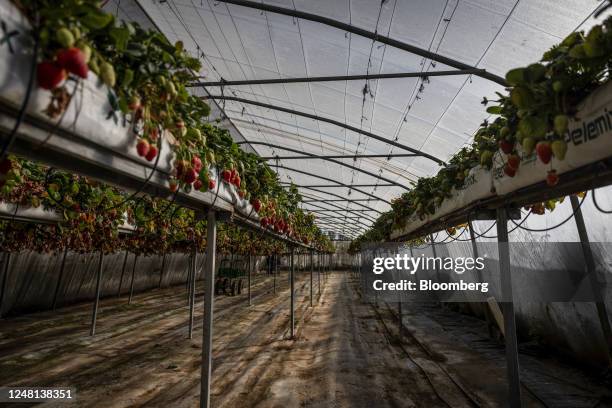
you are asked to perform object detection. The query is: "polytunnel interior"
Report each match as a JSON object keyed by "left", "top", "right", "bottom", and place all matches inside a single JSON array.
[{"left": 1, "top": 0, "right": 612, "bottom": 407}]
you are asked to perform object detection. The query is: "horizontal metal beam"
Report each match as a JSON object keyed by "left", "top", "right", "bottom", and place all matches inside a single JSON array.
[
  {"left": 239, "top": 140, "right": 409, "bottom": 189},
  {"left": 307, "top": 208, "right": 378, "bottom": 213},
  {"left": 261, "top": 153, "right": 417, "bottom": 160},
  {"left": 303, "top": 198, "right": 374, "bottom": 203},
  {"left": 303, "top": 199, "right": 378, "bottom": 225},
  {"left": 281, "top": 182, "right": 392, "bottom": 188},
  {"left": 270, "top": 164, "right": 391, "bottom": 204},
  {"left": 295, "top": 186, "right": 383, "bottom": 214},
  {"left": 190, "top": 69, "right": 487, "bottom": 87},
  {"left": 213, "top": 0, "right": 507, "bottom": 86},
  {"left": 204, "top": 95, "right": 444, "bottom": 165}
]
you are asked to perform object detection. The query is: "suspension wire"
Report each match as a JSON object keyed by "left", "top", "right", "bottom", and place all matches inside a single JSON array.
[
  {"left": 507, "top": 194, "right": 587, "bottom": 233},
  {"left": 591, "top": 189, "right": 612, "bottom": 214}
]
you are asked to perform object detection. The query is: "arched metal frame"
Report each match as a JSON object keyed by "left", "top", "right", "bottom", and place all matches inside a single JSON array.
[
  {"left": 281, "top": 182, "right": 393, "bottom": 188},
  {"left": 212, "top": 0, "right": 507, "bottom": 86},
  {"left": 204, "top": 95, "right": 444, "bottom": 165},
  {"left": 294, "top": 185, "right": 382, "bottom": 214},
  {"left": 190, "top": 68, "right": 487, "bottom": 87},
  {"left": 268, "top": 164, "right": 391, "bottom": 204},
  {"left": 300, "top": 197, "right": 378, "bottom": 224},
  {"left": 237, "top": 141, "right": 410, "bottom": 190}
]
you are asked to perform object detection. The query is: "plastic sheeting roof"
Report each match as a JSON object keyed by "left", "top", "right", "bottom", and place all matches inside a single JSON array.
[{"left": 112, "top": 0, "right": 606, "bottom": 239}]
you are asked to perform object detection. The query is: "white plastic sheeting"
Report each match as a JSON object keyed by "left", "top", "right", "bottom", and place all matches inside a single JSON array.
[{"left": 110, "top": 0, "right": 607, "bottom": 237}]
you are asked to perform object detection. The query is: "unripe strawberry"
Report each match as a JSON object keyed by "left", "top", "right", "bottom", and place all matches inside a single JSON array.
[
  {"left": 56, "top": 28, "right": 75, "bottom": 48},
  {"left": 128, "top": 96, "right": 141, "bottom": 111},
  {"left": 551, "top": 140, "right": 567, "bottom": 161},
  {"left": 37, "top": 61, "right": 66, "bottom": 90},
  {"left": 145, "top": 145, "right": 158, "bottom": 161},
  {"left": 56, "top": 48, "right": 88, "bottom": 79},
  {"left": 136, "top": 139, "right": 149, "bottom": 157},
  {"left": 99, "top": 61, "right": 116, "bottom": 87},
  {"left": 238, "top": 190, "right": 246, "bottom": 199}
]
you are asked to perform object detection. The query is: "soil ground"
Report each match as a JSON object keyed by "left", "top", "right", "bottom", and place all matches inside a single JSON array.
[{"left": 0, "top": 271, "right": 610, "bottom": 407}]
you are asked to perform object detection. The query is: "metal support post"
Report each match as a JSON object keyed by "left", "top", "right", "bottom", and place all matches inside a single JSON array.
[
  {"left": 128, "top": 255, "right": 138, "bottom": 304},
  {"left": 90, "top": 252, "right": 104, "bottom": 336},
  {"left": 52, "top": 248, "right": 69, "bottom": 310},
  {"left": 468, "top": 221, "right": 495, "bottom": 337},
  {"left": 200, "top": 210, "right": 217, "bottom": 408},
  {"left": 158, "top": 253, "right": 167, "bottom": 288},
  {"left": 248, "top": 254, "right": 252, "bottom": 306},
  {"left": 116, "top": 251, "right": 129, "bottom": 298},
  {"left": 188, "top": 247, "right": 197, "bottom": 339},
  {"left": 496, "top": 208, "right": 522, "bottom": 408},
  {"left": 570, "top": 195, "right": 612, "bottom": 366},
  {"left": 318, "top": 252, "right": 321, "bottom": 294},
  {"left": 290, "top": 248, "right": 295, "bottom": 339},
  {"left": 310, "top": 250, "right": 314, "bottom": 307},
  {"left": 273, "top": 254, "right": 277, "bottom": 294},
  {"left": 0, "top": 253, "right": 11, "bottom": 318}
]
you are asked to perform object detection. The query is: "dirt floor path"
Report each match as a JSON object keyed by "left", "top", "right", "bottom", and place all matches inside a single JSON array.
[{"left": 0, "top": 271, "right": 609, "bottom": 407}]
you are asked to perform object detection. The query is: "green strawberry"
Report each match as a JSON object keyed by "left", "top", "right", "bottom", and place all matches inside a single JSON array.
[
  {"left": 100, "top": 62, "right": 116, "bottom": 87},
  {"left": 551, "top": 140, "right": 568, "bottom": 160},
  {"left": 480, "top": 150, "right": 493, "bottom": 167},
  {"left": 522, "top": 137, "right": 536, "bottom": 155},
  {"left": 554, "top": 114, "right": 569, "bottom": 136},
  {"left": 56, "top": 28, "right": 75, "bottom": 48}
]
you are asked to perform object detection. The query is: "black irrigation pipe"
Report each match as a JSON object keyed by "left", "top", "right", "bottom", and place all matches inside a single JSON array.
[
  {"left": 592, "top": 189, "right": 612, "bottom": 214},
  {"left": 0, "top": 9, "right": 39, "bottom": 161},
  {"left": 507, "top": 194, "right": 587, "bottom": 233}
]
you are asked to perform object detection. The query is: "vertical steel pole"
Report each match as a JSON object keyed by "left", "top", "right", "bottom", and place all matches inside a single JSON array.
[
  {"left": 496, "top": 208, "right": 522, "bottom": 408},
  {"left": 290, "top": 248, "right": 295, "bottom": 339},
  {"left": 248, "top": 254, "right": 252, "bottom": 306},
  {"left": 116, "top": 251, "right": 129, "bottom": 298},
  {"left": 273, "top": 254, "right": 277, "bottom": 294},
  {"left": 90, "top": 252, "right": 104, "bottom": 336},
  {"left": 0, "top": 253, "right": 11, "bottom": 318},
  {"left": 52, "top": 248, "right": 69, "bottom": 311},
  {"left": 158, "top": 253, "right": 167, "bottom": 288},
  {"left": 468, "top": 221, "right": 495, "bottom": 337},
  {"left": 200, "top": 210, "right": 217, "bottom": 408},
  {"left": 128, "top": 255, "right": 138, "bottom": 304},
  {"left": 570, "top": 195, "right": 612, "bottom": 366},
  {"left": 310, "top": 250, "right": 314, "bottom": 307},
  {"left": 318, "top": 252, "right": 321, "bottom": 294},
  {"left": 189, "top": 247, "right": 197, "bottom": 339}
]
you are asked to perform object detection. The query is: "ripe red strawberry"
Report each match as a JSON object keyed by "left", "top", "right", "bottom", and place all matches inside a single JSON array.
[
  {"left": 0, "top": 158, "right": 12, "bottom": 174},
  {"left": 260, "top": 217, "right": 268, "bottom": 227},
  {"left": 169, "top": 182, "right": 178, "bottom": 193},
  {"left": 183, "top": 168, "right": 197, "bottom": 184},
  {"left": 546, "top": 170, "right": 559, "bottom": 186},
  {"left": 193, "top": 179, "right": 203, "bottom": 190},
  {"left": 148, "top": 127, "right": 159, "bottom": 141},
  {"left": 222, "top": 169, "right": 232, "bottom": 183},
  {"left": 208, "top": 179, "right": 216, "bottom": 190},
  {"left": 56, "top": 48, "right": 88, "bottom": 79},
  {"left": 233, "top": 175, "right": 241, "bottom": 188},
  {"left": 37, "top": 61, "right": 66, "bottom": 90},
  {"left": 136, "top": 139, "right": 149, "bottom": 157},
  {"left": 238, "top": 190, "right": 246, "bottom": 199},
  {"left": 145, "top": 145, "right": 158, "bottom": 161},
  {"left": 192, "top": 155, "right": 202, "bottom": 172},
  {"left": 250, "top": 198, "right": 262, "bottom": 212},
  {"left": 507, "top": 154, "right": 520, "bottom": 170},
  {"left": 536, "top": 142, "right": 552, "bottom": 164},
  {"left": 499, "top": 139, "right": 514, "bottom": 154},
  {"left": 504, "top": 163, "right": 516, "bottom": 177}
]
